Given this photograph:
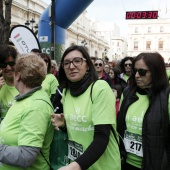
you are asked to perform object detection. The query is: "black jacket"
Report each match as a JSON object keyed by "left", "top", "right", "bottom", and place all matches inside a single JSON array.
[{"left": 117, "top": 86, "right": 170, "bottom": 170}]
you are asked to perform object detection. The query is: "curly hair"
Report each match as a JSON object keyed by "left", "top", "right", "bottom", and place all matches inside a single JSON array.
[{"left": 120, "top": 56, "right": 133, "bottom": 73}]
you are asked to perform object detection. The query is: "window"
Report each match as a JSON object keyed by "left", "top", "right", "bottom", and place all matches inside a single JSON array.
[
  {"left": 134, "top": 40, "right": 138, "bottom": 50},
  {"left": 135, "top": 27, "right": 138, "bottom": 33},
  {"left": 158, "top": 40, "right": 163, "bottom": 50},
  {"left": 146, "top": 41, "right": 151, "bottom": 50},
  {"left": 160, "top": 26, "right": 164, "bottom": 32},
  {"left": 148, "top": 27, "right": 151, "bottom": 33},
  {"left": 117, "top": 42, "right": 119, "bottom": 46}
]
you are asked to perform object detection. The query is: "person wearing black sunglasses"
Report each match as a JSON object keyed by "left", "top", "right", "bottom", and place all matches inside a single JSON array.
[
  {"left": 119, "top": 56, "right": 134, "bottom": 87},
  {"left": 117, "top": 52, "right": 170, "bottom": 170},
  {"left": 94, "top": 58, "right": 112, "bottom": 87},
  {"left": 0, "top": 44, "right": 19, "bottom": 122}
]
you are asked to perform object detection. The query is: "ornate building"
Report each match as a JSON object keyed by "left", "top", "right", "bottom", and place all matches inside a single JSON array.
[
  {"left": 10, "top": 0, "right": 110, "bottom": 60},
  {"left": 127, "top": 17, "right": 170, "bottom": 63}
]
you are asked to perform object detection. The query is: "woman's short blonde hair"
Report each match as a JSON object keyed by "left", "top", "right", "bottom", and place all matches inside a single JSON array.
[{"left": 15, "top": 53, "right": 47, "bottom": 88}]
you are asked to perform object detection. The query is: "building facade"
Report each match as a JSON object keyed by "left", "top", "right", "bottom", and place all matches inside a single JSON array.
[
  {"left": 127, "top": 18, "right": 170, "bottom": 63},
  {"left": 10, "top": 0, "right": 112, "bottom": 60},
  {"left": 11, "top": 0, "right": 46, "bottom": 31}
]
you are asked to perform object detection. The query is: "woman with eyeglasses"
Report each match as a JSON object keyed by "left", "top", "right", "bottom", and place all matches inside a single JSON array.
[
  {"left": 119, "top": 56, "right": 133, "bottom": 85},
  {"left": 0, "top": 45, "right": 19, "bottom": 122},
  {"left": 117, "top": 52, "right": 170, "bottom": 170},
  {"left": 94, "top": 58, "right": 112, "bottom": 87},
  {"left": 39, "top": 53, "right": 59, "bottom": 98},
  {"left": 51, "top": 45, "right": 121, "bottom": 170}
]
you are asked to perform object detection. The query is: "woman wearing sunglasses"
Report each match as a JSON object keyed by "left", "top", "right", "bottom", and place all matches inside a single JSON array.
[
  {"left": 0, "top": 45, "right": 19, "bottom": 122},
  {"left": 51, "top": 45, "right": 121, "bottom": 170},
  {"left": 94, "top": 58, "right": 112, "bottom": 87},
  {"left": 119, "top": 56, "right": 133, "bottom": 86},
  {"left": 117, "top": 52, "right": 170, "bottom": 170}
]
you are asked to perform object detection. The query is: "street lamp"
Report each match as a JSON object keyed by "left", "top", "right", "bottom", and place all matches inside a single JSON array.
[
  {"left": 81, "top": 39, "right": 87, "bottom": 46},
  {"left": 104, "top": 48, "right": 108, "bottom": 56},
  {"left": 25, "top": 18, "right": 38, "bottom": 34}
]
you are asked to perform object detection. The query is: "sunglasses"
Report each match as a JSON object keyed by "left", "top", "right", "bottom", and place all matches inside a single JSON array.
[
  {"left": 94, "top": 63, "right": 103, "bottom": 67},
  {"left": 0, "top": 61, "right": 15, "bottom": 68},
  {"left": 124, "top": 63, "right": 132, "bottom": 67},
  {"left": 133, "top": 68, "right": 149, "bottom": 76}
]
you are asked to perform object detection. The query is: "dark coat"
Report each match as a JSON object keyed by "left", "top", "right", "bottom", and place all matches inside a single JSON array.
[{"left": 117, "top": 86, "right": 170, "bottom": 170}]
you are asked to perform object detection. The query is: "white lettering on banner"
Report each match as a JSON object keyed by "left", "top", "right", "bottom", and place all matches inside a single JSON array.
[
  {"left": 42, "top": 48, "right": 51, "bottom": 54},
  {"left": 21, "top": 41, "right": 29, "bottom": 52}
]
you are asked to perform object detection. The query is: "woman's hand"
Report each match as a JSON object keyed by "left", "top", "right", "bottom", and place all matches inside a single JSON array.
[
  {"left": 51, "top": 113, "right": 65, "bottom": 130},
  {"left": 58, "top": 162, "right": 81, "bottom": 170}
]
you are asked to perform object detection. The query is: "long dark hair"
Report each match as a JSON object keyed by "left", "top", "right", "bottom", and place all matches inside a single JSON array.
[
  {"left": 130, "top": 52, "right": 168, "bottom": 93},
  {"left": 111, "top": 67, "right": 121, "bottom": 84},
  {"left": 0, "top": 45, "right": 18, "bottom": 63},
  {"left": 38, "top": 53, "right": 51, "bottom": 73},
  {"left": 58, "top": 45, "right": 98, "bottom": 88}
]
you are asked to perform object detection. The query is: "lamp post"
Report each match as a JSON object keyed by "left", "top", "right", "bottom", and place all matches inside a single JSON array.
[
  {"left": 50, "top": 0, "right": 56, "bottom": 60},
  {"left": 104, "top": 48, "right": 108, "bottom": 56},
  {"left": 25, "top": 18, "right": 38, "bottom": 35},
  {"left": 81, "top": 39, "right": 87, "bottom": 47}
]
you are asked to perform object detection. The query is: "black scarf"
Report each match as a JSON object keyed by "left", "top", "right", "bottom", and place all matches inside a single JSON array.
[{"left": 68, "top": 72, "right": 93, "bottom": 97}]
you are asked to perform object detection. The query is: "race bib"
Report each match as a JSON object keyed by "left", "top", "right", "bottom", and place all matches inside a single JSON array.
[
  {"left": 124, "top": 131, "right": 143, "bottom": 157},
  {"left": 68, "top": 140, "right": 83, "bottom": 161}
]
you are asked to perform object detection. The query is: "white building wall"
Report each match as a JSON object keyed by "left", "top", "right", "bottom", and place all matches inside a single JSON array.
[
  {"left": 10, "top": 1, "right": 127, "bottom": 62},
  {"left": 127, "top": 19, "right": 170, "bottom": 62}
]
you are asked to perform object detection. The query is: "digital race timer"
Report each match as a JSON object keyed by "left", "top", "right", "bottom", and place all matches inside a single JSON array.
[{"left": 126, "top": 11, "right": 158, "bottom": 19}]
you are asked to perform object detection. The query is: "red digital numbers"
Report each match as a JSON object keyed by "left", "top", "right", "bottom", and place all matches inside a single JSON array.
[{"left": 126, "top": 11, "right": 158, "bottom": 19}]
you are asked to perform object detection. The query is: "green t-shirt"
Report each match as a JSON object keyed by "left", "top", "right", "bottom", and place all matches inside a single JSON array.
[
  {"left": 166, "top": 69, "right": 170, "bottom": 83},
  {"left": 0, "top": 89, "right": 54, "bottom": 170},
  {"left": 63, "top": 80, "right": 121, "bottom": 170},
  {"left": 123, "top": 74, "right": 130, "bottom": 82},
  {"left": 0, "top": 84, "right": 19, "bottom": 120},
  {"left": 124, "top": 92, "right": 170, "bottom": 168},
  {"left": 41, "top": 73, "right": 59, "bottom": 97}
]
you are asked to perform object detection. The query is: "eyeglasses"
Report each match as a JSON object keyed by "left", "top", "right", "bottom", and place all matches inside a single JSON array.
[
  {"left": 0, "top": 61, "right": 15, "bottom": 68},
  {"left": 94, "top": 63, "right": 103, "bottom": 67},
  {"left": 133, "top": 68, "right": 149, "bottom": 76},
  {"left": 62, "top": 57, "right": 86, "bottom": 69},
  {"left": 124, "top": 63, "right": 132, "bottom": 67}
]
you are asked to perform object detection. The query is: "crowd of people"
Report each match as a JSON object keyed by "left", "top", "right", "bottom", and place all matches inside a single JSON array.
[{"left": 0, "top": 44, "right": 169, "bottom": 170}]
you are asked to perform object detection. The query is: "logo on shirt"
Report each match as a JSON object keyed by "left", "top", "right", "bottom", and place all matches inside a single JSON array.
[{"left": 69, "top": 108, "right": 87, "bottom": 123}]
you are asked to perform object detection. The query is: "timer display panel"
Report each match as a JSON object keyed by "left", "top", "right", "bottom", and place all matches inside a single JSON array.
[{"left": 126, "top": 11, "right": 158, "bottom": 19}]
